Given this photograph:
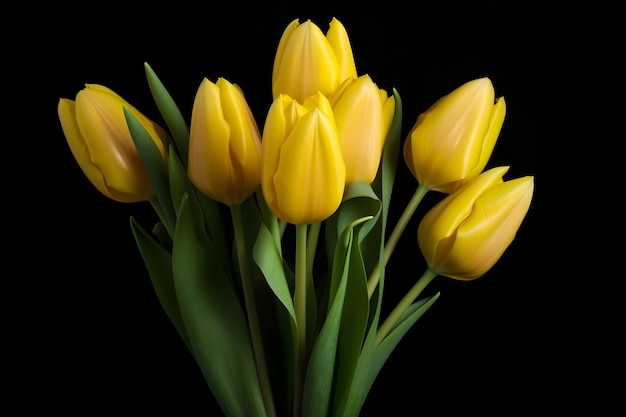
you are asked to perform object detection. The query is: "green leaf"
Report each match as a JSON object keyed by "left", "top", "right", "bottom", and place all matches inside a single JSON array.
[
  {"left": 242, "top": 196, "right": 295, "bottom": 417},
  {"left": 167, "top": 144, "right": 193, "bottom": 217},
  {"left": 372, "top": 88, "right": 403, "bottom": 221},
  {"left": 124, "top": 106, "right": 176, "bottom": 233},
  {"left": 194, "top": 191, "right": 233, "bottom": 278},
  {"left": 369, "top": 292, "right": 440, "bottom": 383},
  {"left": 172, "top": 192, "right": 266, "bottom": 417},
  {"left": 325, "top": 182, "right": 381, "bottom": 290},
  {"left": 144, "top": 62, "right": 190, "bottom": 166},
  {"left": 255, "top": 188, "right": 282, "bottom": 249},
  {"left": 366, "top": 87, "right": 403, "bottom": 285},
  {"left": 329, "top": 221, "right": 371, "bottom": 416},
  {"left": 253, "top": 222, "right": 297, "bottom": 328},
  {"left": 129, "top": 216, "right": 190, "bottom": 350},
  {"left": 333, "top": 297, "right": 380, "bottom": 417},
  {"left": 301, "top": 216, "right": 371, "bottom": 417},
  {"left": 338, "top": 293, "right": 440, "bottom": 417}
]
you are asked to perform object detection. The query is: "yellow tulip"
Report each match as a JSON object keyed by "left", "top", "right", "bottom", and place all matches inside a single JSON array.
[
  {"left": 58, "top": 84, "right": 169, "bottom": 203},
  {"left": 417, "top": 166, "right": 534, "bottom": 280},
  {"left": 272, "top": 17, "right": 357, "bottom": 103},
  {"left": 261, "top": 92, "right": 346, "bottom": 224},
  {"left": 328, "top": 74, "right": 395, "bottom": 184},
  {"left": 403, "top": 77, "right": 506, "bottom": 194},
  {"left": 188, "top": 77, "right": 262, "bottom": 205}
]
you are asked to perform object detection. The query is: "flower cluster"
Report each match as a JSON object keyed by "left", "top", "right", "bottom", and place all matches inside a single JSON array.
[{"left": 58, "top": 17, "right": 533, "bottom": 417}]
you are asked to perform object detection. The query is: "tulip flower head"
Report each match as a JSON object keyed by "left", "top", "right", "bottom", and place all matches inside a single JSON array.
[
  {"left": 58, "top": 84, "right": 169, "bottom": 203},
  {"left": 403, "top": 77, "right": 506, "bottom": 194},
  {"left": 188, "top": 77, "right": 262, "bottom": 205},
  {"left": 272, "top": 17, "right": 357, "bottom": 103},
  {"left": 261, "top": 92, "right": 346, "bottom": 225},
  {"left": 417, "top": 166, "right": 534, "bottom": 280},
  {"left": 329, "top": 74, "right": 395, "bottom": 184}
]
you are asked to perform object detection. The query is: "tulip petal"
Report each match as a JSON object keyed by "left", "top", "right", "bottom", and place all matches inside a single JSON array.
[
  {"left": 272, "top": 108, "right": 345, "bottom": 224},
  {"left": 326, "top": 17, "right": 357, "bottom": 83},
  {"left": 59, "top": 98, "right": 116, "bottom": 200},
  {"left": 404, "top": 77, "right": 502, "bottom": 193},
  {"left": 60, "top": 84, "right": 168, "bottom": 203},
  {"left": 332, "top": 75, "right": 385, "bottom": 184},
  {"left": 188, "top": 78, "right": 261, "bottom": 205},
  {"left": 440, "top": 176, "right": 534, "bottom": 279},
  {"left": 272, "top": 19, "right": 339, "bottom": 102},
  {"left": 418, "top": 166, "right": 509, "bottom": 268}
]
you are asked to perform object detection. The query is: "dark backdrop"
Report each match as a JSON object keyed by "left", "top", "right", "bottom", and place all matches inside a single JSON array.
[{"left": 14, "top": 2, "right": 569, "bottom": 415}]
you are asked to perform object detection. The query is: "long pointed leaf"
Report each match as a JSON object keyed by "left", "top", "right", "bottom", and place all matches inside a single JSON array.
[
  {"left": 144, "top": 62, "right": 190, "bottom": 165},
  {"left": 330, "top": 222, "right": 371, "bottom": 416},
  {"left": 339, "top": 293, "right": 440, "bottom": 417},
  {"left": 129, "top": 216, "right": 190, "bottom": 350},
  {"left": 172, "top": 193, "right": 266, "bottom": 417},
  {"left": 254, "top": 222, "right": 297, "bottom": 327},
  {"left": 124, "top": 106, "right": 176, "bottom": 233},
  {"left": 168, "top": 145, "right": 193, "bottom": 217},
  {"left": 301, "top": 216, "right": 371, "bottom": 417}
]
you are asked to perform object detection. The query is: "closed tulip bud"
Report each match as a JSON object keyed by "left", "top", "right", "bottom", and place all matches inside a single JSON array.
[
  {"left": 188, "top": 77, "right": 262, "bottom": 205},
  {"left": 261, "top": 92, "right": 346, "bottom": 224},
  {"left": 417, "top": 166, "right": 534, "bottom": 280},
  {"left": 403, "top": 77, "right": 506, "bottom": 194},
  {"left": 272, "top": 17, "right": 357, "bottom": 103},
  {"left": 58, "top": 84, "right": 169, "bottom": 203},
  {"left": 329, "top": 74, "right": 395, "bottom": 184}
]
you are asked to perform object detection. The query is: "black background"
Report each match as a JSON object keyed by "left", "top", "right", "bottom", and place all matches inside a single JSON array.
[{"left": 12, "top": 2, "right": 571, "bottom": 415}]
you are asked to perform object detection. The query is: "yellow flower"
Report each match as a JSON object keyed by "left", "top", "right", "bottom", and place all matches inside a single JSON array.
[
  {"left": 272, "top": 17, "right": 357, "bottom": 103},
  {"left": 188, "top": 77, "right": 262, "bottom": 205},
  {"left": 403, "top": 77, "right": 506, "bottom": 194},
  {"left": 261, "top": 92, "right": 346, "bottom": 224},
  {"left": 58, "top": 84, "right": 169, "bottom": 203},
  {"left": 417, "top": 166, "right": 534, "bottom": 280},
  {"left": 328, "top": 74, "right": 395, "bottom": 184}
]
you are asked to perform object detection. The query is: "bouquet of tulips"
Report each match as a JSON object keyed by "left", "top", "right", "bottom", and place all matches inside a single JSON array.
[{"left": 57, "top": 17, "right": 534, "bottom": 417}]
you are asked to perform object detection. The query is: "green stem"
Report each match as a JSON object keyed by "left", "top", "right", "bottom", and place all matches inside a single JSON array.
[
  {"left": 293, "top": 224, "right": 308, "bottom": 417},
  {"left": 230, "top": 204, "right": 277, "bottom": 417},
  {"left": 374, "top": 267, "right": 438, "bottom": 347},
  {"left": 306, "top": 222, "right": 321, "bottom": 280},
  {"left": 367, "top": 183, "right": 429, "bottom": 297}
]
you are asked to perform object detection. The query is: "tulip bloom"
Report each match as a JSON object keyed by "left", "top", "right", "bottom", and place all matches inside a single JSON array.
[
  {"left": 417, "top": 166, "right": 534, "bottom": 280},
  {"left": 272, "top": 17, "right": 357, "bottom": 103},
  {"left": 58, "top": 84, "right": 169, "bottom": 203},
  {"left": 188, "top": 77, "right": 262, "bottom": 205},
  {"left": 261, "top": 92, "right": 345, "bottom": 224},
  {"left": 328, "top": 75, "right": 395, "bottom": 184},
  {"left": 403, "top": 77, "right": 506, "bottom": 194}
]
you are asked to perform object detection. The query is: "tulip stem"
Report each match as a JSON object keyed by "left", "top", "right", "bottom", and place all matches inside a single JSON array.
[
  {"left": 367, "top": 183, "right": 429, "bottom": 297},
  {"left": 293, "top": 223, "right": 308, "bottom": 417},
  {"left": 230, "top": 204, "right": 277, "bottom": 417},
  {"left": 374, "top": 267, "right": 438, "bottom": 347},
  {"left": 306, "top": 222, "right": 321, "bottom": 280}
]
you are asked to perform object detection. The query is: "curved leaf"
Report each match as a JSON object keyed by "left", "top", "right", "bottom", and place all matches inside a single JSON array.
[
  {"left": 129, "top": 216, "right": 189, "bottom": 350},
  {"left": 124, "top": 106, "right": 176, "bottom": 234},
  {"left": 329, "top": 220, "right": 371, "bottom": 416},
  {"left": 370, "top": 293, "right": 440, "bottom": 385},
  {"left": 167, "top": 144, "right": 193, "bottom": 216},
  {"left": 144, "top": 62, "right": 190, "bottom": 165},
  {"left": 253, "top": 222, "right": 296, "bottom": 328},
  {"left": 301, "top": 216, "right": 371, "bottom": 417},
  {"left": 172, "top": 193, "right": 266, "bottom": 417},
  {"left": 338, "top": 293, "right": 440, "bottom": 417},
  {"left": 372, "top": 87, "right": 403, "bottom": 219}
]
